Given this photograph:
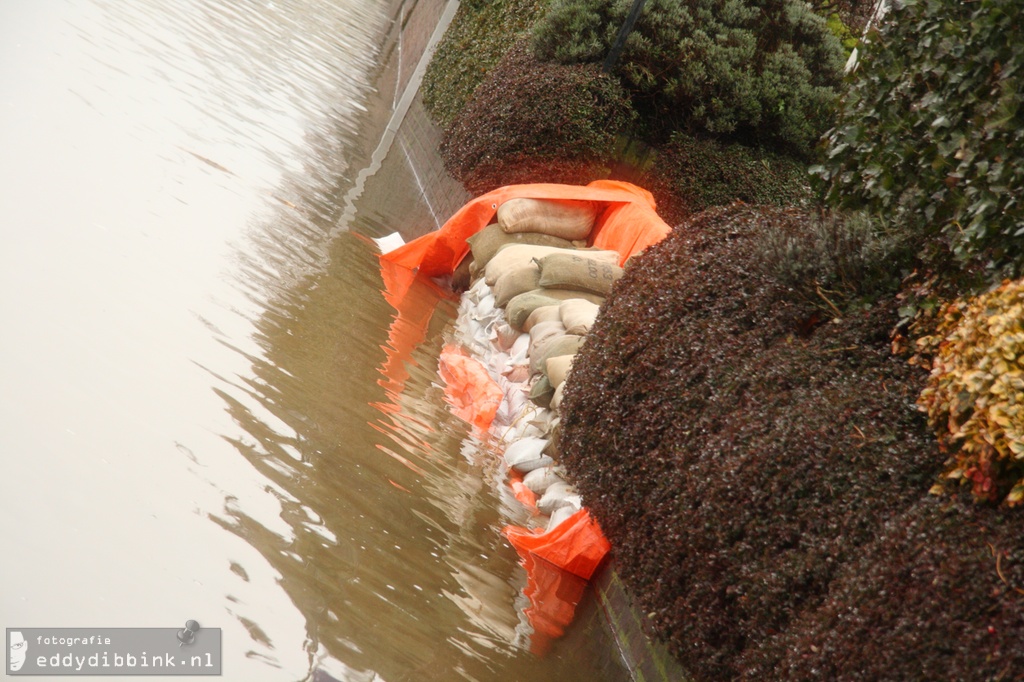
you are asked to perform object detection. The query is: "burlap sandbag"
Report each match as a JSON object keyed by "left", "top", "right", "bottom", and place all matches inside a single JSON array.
[
  {"left": 550, "top": 380, "right": 566, "bottom": 412},
  {"left": 452, "top": 254, "right": 473, "bottom": 291},
  {"left": 506, "top": 291, "right": 565, "bottom": 331},
  {"left": 536, "top": 252, "right": 625, "bottom": 297},
  {"left": 545, "top": 354, "right": 574, "bottom": 388},
  {"left": 528, "top": 321, "right": 567, "bottom": 363},
  {"left": 530, "top": 333, "right": 584, "bottom": 375},
  {"left": 492, "top": 264, "right": 541, "bottom": 307},
  {"left": 523, "top": 304, "right": 562, "bottom": 333},
  {"left": 497, "top": 198, "right": 600, "bottom": 241},
  {"left": 559, "top": 299, "right": 601, "bottom": 335},
  {"left": 466, "top": 223, "right": 578, "bottom": 270},
  {"left": 506, "top": 289, "right": 606, "bottom": 330},
  {"left": 529, "top": 374, "right": 555, "bottom": 408},
  {"left": 484, "top": 244, "right": 618, "bottom": 286}
]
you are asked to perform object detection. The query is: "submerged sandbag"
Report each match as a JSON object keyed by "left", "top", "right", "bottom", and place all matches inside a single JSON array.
[
  {"left": 497, "top": 198, "right": 600, "bottom": 241},
  {"left": 536, "top": 252, "right": 625, "bottom": 297},
  {"left": 493, "top": 321, "right": 520, "bottom": 351},
  {"left": 559, "top": 299, "right": 601, "bottom": 336},
  {"left": 523, "top": 466, "right": 566, "bottom": 495},
  {"left": 546, "top": 504, "right": 577, "bottom": 530},
  {"left": 492, "top": 265, "right": 541, "bottom": 307},
  {"left": 537, "top": 481, "right": 581, "bottom": 516},
  {"left": 466, "top": 223, "right": 577, "bottom": 269},
  {"left": 505, "top": 437, "right": 555, "bottom": 474},
  {"left": 484, "top": 244, "right": 618, "bottom": 286}
]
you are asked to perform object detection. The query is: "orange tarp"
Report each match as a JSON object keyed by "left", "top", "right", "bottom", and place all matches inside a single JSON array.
[
  {"left": 438, "top": 345, "right": 503, "bottom": 432},
  {"left": 518, "top": 551, "right": 589, "bottom": 656},
  {"left": 503, "top": 509, "right": 611, "bottom": 581},
  {"left": 379, "top": 180, "right": 672, "bottom": 276}
]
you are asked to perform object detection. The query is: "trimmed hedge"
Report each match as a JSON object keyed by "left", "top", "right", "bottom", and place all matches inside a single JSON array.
[
  {"left": 559, "top": 204, "right": 1024, "bottom": 679},
  {"left": 421, "top": 0, "right": 550, "bottom": 130},
  {"left": 439, "top": 41, "right": 636, "bottom": 187}
]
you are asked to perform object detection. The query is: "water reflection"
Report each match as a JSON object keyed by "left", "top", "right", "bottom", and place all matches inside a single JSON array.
[
  {"left": 0, "top": 0, "right": 629, "bottom": 677},
  {"left": 215, "top": 219, "right": 629, "bottom": 678}
]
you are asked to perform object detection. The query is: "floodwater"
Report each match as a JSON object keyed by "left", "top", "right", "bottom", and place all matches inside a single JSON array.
[{"left": 0, "top": 0, "right": 629, "bottom": 680}]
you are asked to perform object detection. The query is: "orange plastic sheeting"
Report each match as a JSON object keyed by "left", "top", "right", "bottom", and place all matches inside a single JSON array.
[
  {"left": 438, "top": 345, "right": 503, "bottom": 432},
  {"left": 519, "top": 551, "right": 589, "bottom": 656},
  {"left": 503, "top": 508, "right": 611, "bottom": 580},
  {"left": 511, "top": 480, "right": 538, "bottom": 511},
  {"left": 380, "top": 180, "right": 671, "bottom": 276}
]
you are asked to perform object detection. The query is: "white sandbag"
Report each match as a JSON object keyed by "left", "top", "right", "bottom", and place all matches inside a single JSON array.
[
  {"left": 537, "top": 482, "right": 580, "bottom": 516},
  {"left": 493, "top": 322, "right": 520, "bottom": 351},
  {"left": 510, "top": 453, "right": 555, "bottom": 474},
  {"left": 559, "top": 299, "right": 601, "bottom": 336},
  {"left": 522, "top": 466, "right": 566, "bottom": 495},
  {"left": 503, "top": 364, "right": 530, "bottom": 383},
  {"left": 497, "top": 198, "right": 600, "bottom": 241},
  {"left": 501, "top": 436, "right": 548, "bottom": 466},
  {"left": 545, "top": 354, "right": 574, "bottom": 388},
  {"left": 507, "top": 332, "right": 531, "bottom": 366},
  {"left": 546, "top": 505, "right": 577, "bottom": 531},
  {"left": 495, "top": 382, "right": 530, "bottom": 428},
  {"left": 488, "top": 350, "right": 511, "bottom": 378}
]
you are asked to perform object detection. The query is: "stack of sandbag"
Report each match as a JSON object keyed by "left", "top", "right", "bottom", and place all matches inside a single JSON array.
[{"left": 450, "top": 198, "right": 626, "bottom": 533}]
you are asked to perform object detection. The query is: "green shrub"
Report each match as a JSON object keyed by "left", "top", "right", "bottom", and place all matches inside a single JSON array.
[
  {"left": 917, "top": 279, "right": 1024, "bottom": 506},
  {"left": 421, "top": 0, "right": 550, "bottom": 130},
  {"left": 439, "top": 41, "right": 636, "bottom": 185},
  {"left": 531, "top": 0, "right": 846, "bottom": 154},
  {"left": 646, "top": 132, "right": 813, "bottom": 214},
  {"left": 752, "top": 210, "right": 906, "bottom": 309},
  {"left": 813, "top": 0, "right": 1024, "bottom": 276}
]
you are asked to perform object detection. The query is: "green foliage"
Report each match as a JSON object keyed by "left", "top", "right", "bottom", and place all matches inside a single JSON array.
[
  {"left": 825, "top": 11, "right": 858, "bottom": 52},
  {"left": 421, "top": 0, "right": 550, "bottom": 130},
  {"left": 648, "top": 131, "right": 813, "bottom": 214},
  {"left": 531, "top": 0, "right": 846, "bottom": 154},
  {"left": 813, "top": 0, "right": 1024, "bottom": 276},
  {"left": 440, "top": 42, "right": 636, "bottom": 187},
  {"left": 753, "top": 210, "right": 906, "bottom": 309},
  {"left": 917, "top": 279, "right": 1024, "bottom": 506}
]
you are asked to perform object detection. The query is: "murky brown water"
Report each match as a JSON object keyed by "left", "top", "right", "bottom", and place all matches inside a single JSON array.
[{"left": 0, "top": 1, "right": 629, "bottom": 680}]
